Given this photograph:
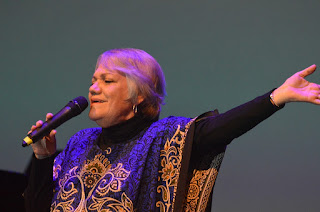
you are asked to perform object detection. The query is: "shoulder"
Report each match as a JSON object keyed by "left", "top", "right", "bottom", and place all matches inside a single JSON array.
[
  {"left": 56, "top": 128, "right": 101, "bottom": 162},
  {"left": 154, "top": 116, "right": 192, "bottom": 126},
  {"left": 67, "top": 128, "right": 101, "bottom": 146},
  {"left": 149, "top": 116, "right": 193, "bottom": 134},
  {"left": 71, "top": 127, "right": 101, "bottom": 138}
]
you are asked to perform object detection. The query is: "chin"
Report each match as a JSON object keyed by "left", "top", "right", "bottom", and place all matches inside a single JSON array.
[
  {"left": 89, "top": 114, "right": 109, "bottom": 127},
  {"left": 88, "top": 111, "right": 100, "bottom": 122},
  {"left": 96, "top": 120, "right": 112, "bottom": 128}
]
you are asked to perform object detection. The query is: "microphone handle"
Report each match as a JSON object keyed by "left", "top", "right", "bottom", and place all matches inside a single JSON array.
[{"left": 22, "top": 106, "right": 73, "bottom": 147}]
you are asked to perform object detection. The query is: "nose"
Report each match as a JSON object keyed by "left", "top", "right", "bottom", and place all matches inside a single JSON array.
[{"left": 89, "top": 81, "right": 101, "bottom": 95}]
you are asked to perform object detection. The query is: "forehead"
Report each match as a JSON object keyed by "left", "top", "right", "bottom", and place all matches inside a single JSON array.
[{"left": 92, "top": 66, "right": 121, "bottom": 78}]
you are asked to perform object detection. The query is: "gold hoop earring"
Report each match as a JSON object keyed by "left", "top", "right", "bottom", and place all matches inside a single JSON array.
[{"left": 133, "top": 105, "right": 138, "bottom": 114}]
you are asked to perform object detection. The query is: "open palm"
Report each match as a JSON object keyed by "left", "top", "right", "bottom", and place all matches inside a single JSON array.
[{"left": 274, "top": 65, "right": 320, "bottom": 105}]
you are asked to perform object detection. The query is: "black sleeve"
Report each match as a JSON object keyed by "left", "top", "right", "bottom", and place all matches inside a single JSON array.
[
  {"left": 193, "top": 90, "right": 284, "bottom": 155},
  {"left": 24, "top": 154, "right": 54, "bottom": 212}
]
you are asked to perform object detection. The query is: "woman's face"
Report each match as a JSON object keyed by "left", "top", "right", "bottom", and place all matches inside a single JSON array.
[{"left": 88, "top": 66, "right": 135, "bottom": 128}]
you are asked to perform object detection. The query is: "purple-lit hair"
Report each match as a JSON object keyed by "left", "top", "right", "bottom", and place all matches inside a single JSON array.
[{"left": 96, "top": 48, "right": 166, "bottom": 118}]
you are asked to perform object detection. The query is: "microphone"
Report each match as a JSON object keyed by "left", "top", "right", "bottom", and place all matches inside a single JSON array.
[{"left": 22, "top": 96, "right": 88, "bottom": 147}]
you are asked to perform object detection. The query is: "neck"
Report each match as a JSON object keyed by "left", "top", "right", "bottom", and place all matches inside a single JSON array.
[{"left": 99, "top": 114, "right": 157, "bottom": 149}]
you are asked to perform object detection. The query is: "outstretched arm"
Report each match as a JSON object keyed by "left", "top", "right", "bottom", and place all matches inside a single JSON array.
[
  {"left": 272, "top": 64, "right": 320, "bottom": 105},
  {"left": 194, "top": 64, "right": 319, "bottom": 155}
]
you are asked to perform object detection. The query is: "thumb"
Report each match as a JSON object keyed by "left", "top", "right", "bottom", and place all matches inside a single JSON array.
[
  {"left": 298, "top": 64, "right": 317, "bottom": 78},
  {"left": 48, "top": 130, "right": 57, "bottom": 142}
]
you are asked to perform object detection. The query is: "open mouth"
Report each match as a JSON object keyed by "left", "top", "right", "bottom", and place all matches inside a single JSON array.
[{"left": 92, "top": 100, "right": 105, "bottom": 103}]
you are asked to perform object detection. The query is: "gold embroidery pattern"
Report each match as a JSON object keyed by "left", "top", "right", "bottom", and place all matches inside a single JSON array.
[
  {"left": 185, "top": 152, "right": 225, "bottom": 212},
  {"left": 88, "top": 193, "right": 133, "bottom": 212},
  {"left": 53, "top": 164, "right": 61, "bottom": 181},
  {"left": 156, "top": 119, "right": 194, "bottom": 212},
  {"left": 52, "top": 147, "right": 133, "bottom": 212}
]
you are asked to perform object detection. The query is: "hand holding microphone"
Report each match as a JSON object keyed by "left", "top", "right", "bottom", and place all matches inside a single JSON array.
[
  {"left": 28, "top": 113, "right": 57, "bottom": 159},
  {"left": 23, "top": 96, "right": 88, "bottom": 159}
]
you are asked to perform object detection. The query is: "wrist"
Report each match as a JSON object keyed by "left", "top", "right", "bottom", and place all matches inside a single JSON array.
[
  {"left": 270, "top": 92, "right": 280, "bottom": 107},
  {"left": 35, "top": 153, "right": 53, "bottom": 159},
  {"left": 271, "top": 86, "right": 289, "bottom": 106}
]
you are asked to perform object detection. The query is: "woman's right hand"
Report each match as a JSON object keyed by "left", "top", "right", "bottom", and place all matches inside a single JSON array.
[{"left": 29, "top": 113, "right": 57, "bottom": 159}]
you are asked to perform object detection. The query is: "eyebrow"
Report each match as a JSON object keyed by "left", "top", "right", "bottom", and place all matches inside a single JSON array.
[{"left": 92, "top": 72, "right": 115, "bottom": 80}]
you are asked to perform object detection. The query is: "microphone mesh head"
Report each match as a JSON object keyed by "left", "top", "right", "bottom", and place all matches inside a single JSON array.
[{"left": 73, "top": 96, "right": 88, "bottom": 111}]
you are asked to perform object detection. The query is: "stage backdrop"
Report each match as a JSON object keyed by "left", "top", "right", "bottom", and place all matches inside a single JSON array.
[{"left": 1, "top": 1, "right": 319, "bottom": 211}]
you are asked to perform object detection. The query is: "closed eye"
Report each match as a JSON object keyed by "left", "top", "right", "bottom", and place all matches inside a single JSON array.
[{"left": 91, "top": 77, "right": 97, "bottom": 86}]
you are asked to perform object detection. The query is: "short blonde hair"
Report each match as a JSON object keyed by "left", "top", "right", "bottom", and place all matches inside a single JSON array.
[{"left": 96, "top": 48, "right": 166, "bottom": 119}]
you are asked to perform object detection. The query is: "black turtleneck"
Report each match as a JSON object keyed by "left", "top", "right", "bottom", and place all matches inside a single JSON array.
[{"left": 99, "top": 114, "right": 157, "bottom": 150}]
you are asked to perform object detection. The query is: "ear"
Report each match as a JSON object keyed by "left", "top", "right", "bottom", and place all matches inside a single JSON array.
[{"left": 136, "top": 95, "right": 144, "bottom": 105}]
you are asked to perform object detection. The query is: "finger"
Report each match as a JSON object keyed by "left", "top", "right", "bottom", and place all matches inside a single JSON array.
[
  {"left": 30, "top": 125, "right": 37, "bottom": 131},
  {"left": 29, "top": 125, "right": 37, "bottom": 134},
  {"left": 50, "top": 129, "right": 57, "bottom": 137},
  {"left": 313, "top": 98, "right": 320, "bottom": 105},
  {"left": 46, "top": 113, "right": 54, "bottom": 121},
  {"left": 45, "top": 130, "right": 57, "bottom": 143},
  {"left": 36, "top": 120, "right": 44, "bottom": 128},
  {"left": 298, "top": 64, "right": 317, "bottom": 78}
]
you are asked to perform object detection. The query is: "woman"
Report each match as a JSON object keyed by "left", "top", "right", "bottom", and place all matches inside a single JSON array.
[{"left": 24, "top": 48, "right": 320, "bottom": 212}]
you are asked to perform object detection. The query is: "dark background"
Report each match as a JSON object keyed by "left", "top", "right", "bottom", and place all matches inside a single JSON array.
[{"left": 1, "top": 1, "right": 320, "bottom": 211}]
